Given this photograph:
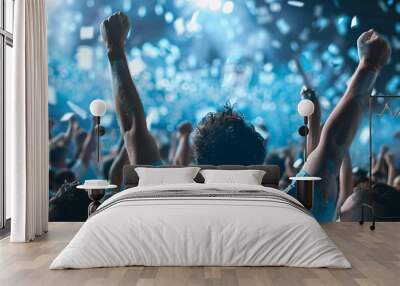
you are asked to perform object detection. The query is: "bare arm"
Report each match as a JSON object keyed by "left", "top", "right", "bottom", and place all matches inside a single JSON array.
[
  {"left": 79, "top": 119, "right": 96, "bottom": 167},
  {"left": 168, "top": 134, "right": 178, "bottom": 164},
  {"left": 306, "top": 66, "right": 379, "bottom": 175},
  {"left": 304, "top": 30, "right": 391, "bottom": 201},
  {"left": 109, "top": 146, "right": 129, "bottom": 191},
  {"left": 385, "top": 153, "right": 397, "bottom": 187},
  {"left": 337, "top": 150, "right": 353, "bottom": 216},
  {"left": 173, "top": 122, "right": 193, "bottom": 166},
  {"left": 49, "top": 134, "right": 66, "bottom": 150},
  {"left": 372, "top": 145, "right": 388, "bottom": 175},
  {"left": 49, "top": 117, "right": 76, "bottom": 149},
  {"left": 101, "top": 12, "right": 160, "bottom": 165}
]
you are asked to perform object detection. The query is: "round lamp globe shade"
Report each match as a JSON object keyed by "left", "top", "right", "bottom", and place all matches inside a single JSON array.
[
  {"left": 90, "top": 99, "right": 107, "bottom": 117},
  {"left": 297, "top": 99, "right": 315, "bottom": 117}
]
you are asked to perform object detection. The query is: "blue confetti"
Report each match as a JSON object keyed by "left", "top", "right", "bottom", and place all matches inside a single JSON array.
[
  {"left": 395, "top": 23, "right": 400, "bottom": 34},
  {"left": 123, "top": 0, "right": 131, "bottom": 12},
  {"left": 154, "top": 4, "right": 164, "bottom": 16},
  {"left": 386, "top": 76, "right": 400, "bottom": 94},
  {"left": 138, "top": 6, "right": 146, "bottom": 17},
  {"left": 276, "top": 18, "right": 290, "bottom": 34},
  {"left": 165, "top": 12, "right": 174, "bottom": 23},
  {"left": 333, "top": 0, "right": 340, "bottom": 8},
  {"left": 290, "top": 41, "right": 299, "bottom": 52},
  {"left": 336, "top": 15, "right": 349, "bottom": 35},
  {"left": 86, "top": 0, "right": 95, "bottom": 8},
  {"left": 393, "top": 36, "right": 400, "bottom": 50},
  {"left": 299, "top": 52, "right": 313, "bottom": 72},
  {"left": 313, "top": 17, "right": 329, "bottom": 31},
  {"left": 347, "top": 47, "right": 359, "bottom": 62},
  {"left": 330, "top": 57, "right": 344, "bottom": 69},
  {"left": 103, "top": 6, "right": 112, "bottom": 16},
  {"left": 328, "top": 44, "right": 340, "bottom": 55}
]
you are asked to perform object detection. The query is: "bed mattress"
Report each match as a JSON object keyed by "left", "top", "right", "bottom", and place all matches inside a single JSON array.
[{"left": 50, "top": 183, "right": 350, "bottom": 269}]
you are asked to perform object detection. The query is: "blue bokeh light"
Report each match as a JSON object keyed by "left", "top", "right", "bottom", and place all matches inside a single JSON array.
[{"left": 47, "top": 0, "right": 400, "bottom": 167}]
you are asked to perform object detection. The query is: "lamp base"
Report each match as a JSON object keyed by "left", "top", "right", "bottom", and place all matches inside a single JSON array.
[
  {"left": 296, "top": 180, "right": 314, "bottom": 210},
  {"left": 87, "top": 189, "right": 105, "bottom": 216}
]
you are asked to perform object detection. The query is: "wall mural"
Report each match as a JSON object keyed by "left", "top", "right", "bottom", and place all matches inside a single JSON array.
[{"left": 47, "top": 0, "right": 400, "bottom": 222}]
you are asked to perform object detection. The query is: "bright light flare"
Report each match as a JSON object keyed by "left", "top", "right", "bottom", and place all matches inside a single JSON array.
[
  {"left": 194, "top": 0, "right": 226, "bottom": 11},
  {"left": 209, "top": 0, "right": 222, "bottom": 10},
  {"left": 222, "top": 1, "right": 234, "bottom": 14},
  {"left": 195, "top": 0, "right": 209, "bottom": 8}
]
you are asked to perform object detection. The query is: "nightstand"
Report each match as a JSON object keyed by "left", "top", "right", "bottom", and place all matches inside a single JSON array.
[
  {"left": 289, "top": 177, "right": 321, "bottom": 210},
  {"left": 77, "top": 182, "right": 117, "bottom": 216}
]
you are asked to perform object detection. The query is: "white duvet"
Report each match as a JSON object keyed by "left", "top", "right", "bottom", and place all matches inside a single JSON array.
[{"left": 50, "top": 183, "right": 351, "bottom": 269}]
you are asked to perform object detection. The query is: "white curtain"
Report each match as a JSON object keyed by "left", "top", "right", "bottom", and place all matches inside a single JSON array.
[{"left": 7, "top": 0, "right": 49, "bottom": 242}]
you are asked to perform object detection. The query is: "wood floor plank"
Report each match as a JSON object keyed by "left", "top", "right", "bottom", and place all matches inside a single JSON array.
[{"left": 0, "top": 222, "right": 399, "bottom": 286}]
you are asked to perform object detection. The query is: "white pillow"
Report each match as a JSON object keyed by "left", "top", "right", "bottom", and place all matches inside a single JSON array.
[
  {"left": 135, "top": 167, "right": 201, "bottom": 186},
  {"left": 200, "top": 169, "right": 266, "bottom": 185}
]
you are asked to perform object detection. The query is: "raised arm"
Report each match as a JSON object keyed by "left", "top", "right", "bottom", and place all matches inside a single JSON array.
[
  {"left": 304, "top": 30, "right": 391, "bottom": 202},
  {"left": 385, "top": 152, "right": 397, "bottom": 187},
  {"left": 49, "top": 116, "right": 77, "bottom": 150},
  {"left": 371, "top": 145, "right": 389, "bottom": 176},
  {"left": 79, "top": 118, "right": 97, "bottom": 168},
  {"left": 168, "top": 134, "right": 178, "bottom": 164},
  {"left": 101, "top": 12, "right": 161, "bottom": 165},
  {"left": 70, "top": 118, "right": 97, "bottom": 179},
  {"left": 337, "top": 150, "right": 353, "bottom": 217},
  {"left": 173, "top": 121, "right": 193, "bottom": 166},
  {"left": 109, "top": 146, "right": 129, "bottom": 191}
]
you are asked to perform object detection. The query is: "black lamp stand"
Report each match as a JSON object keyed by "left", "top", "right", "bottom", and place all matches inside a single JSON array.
[
  {"left": 298, "top": 116, "right": 309, "bottom": 162},
  {"left": 94, "top": 116, "right": 106, "bottom": 163}
]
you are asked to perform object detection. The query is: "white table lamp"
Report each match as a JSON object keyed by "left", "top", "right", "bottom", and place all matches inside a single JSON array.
[
  {"left": 297, "top": 99, "right": 315, "bottom": 117},
  {"left": 89, "top": 99, "right": 107, "bottom": 162},
  {"left": 298, "top": 87, "right": 316, "bottom": 162},
  {"left": 90, "top": 99, "right": 107, "bottom": 117}
]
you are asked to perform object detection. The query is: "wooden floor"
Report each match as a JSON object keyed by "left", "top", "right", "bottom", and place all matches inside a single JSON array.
[{"left": 0, "top": 222, "right": 399, "bottom": 286}]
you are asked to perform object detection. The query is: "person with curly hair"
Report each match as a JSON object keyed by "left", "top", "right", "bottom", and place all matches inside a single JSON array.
[{"left": 192, "top": 104, "right": 265, "bottom": 165}]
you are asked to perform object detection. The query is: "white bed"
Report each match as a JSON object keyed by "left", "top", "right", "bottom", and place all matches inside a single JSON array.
[{"left": 50, "top": 183, "right": 351, "bottom": 269}]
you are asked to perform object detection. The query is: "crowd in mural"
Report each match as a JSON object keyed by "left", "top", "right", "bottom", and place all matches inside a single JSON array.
[
  {"left": 48, "top": 93, "right": 400, "bottom": 223},
  {"left": 47, "top": 1, "right": 400, "bottom": 222}
]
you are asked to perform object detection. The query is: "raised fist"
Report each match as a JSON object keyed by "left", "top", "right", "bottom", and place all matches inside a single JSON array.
[
  {"left": 177, "top": 121, "right": 193, "bottom": 135},
  {"left": 357, "top": 29, "right": 391, "bottom": 71},
  {"left": 100, "top": 11, "right": 130, "bottom": 51}
]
